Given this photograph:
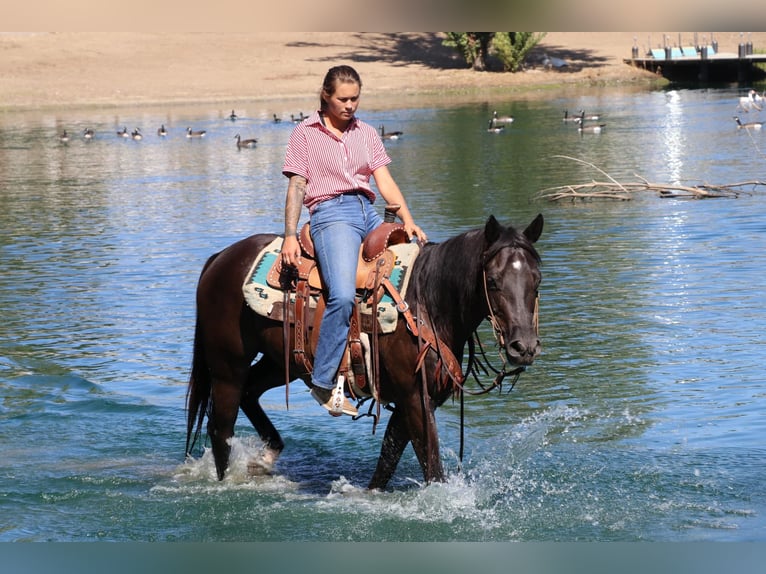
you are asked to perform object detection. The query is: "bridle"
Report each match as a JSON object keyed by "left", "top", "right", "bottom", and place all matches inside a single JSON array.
[{"left": 455, "top": 246, "right": 539, "bottom": 397}]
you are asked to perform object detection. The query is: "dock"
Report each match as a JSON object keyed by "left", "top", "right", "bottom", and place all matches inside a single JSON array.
[{"left": 624, "top": 42, "right": 766, "bottom": 83}]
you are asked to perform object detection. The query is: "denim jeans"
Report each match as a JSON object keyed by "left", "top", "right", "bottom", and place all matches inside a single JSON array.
[{"left": 309, "top": 192, "right": 382, "bottom": 389}]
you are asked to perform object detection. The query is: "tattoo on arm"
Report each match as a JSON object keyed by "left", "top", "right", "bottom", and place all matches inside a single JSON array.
[{"left": 284, "top": 175, "right": 307, "bottom": 236}]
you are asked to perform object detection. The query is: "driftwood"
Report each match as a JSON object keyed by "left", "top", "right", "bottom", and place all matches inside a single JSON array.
[{"left": 535, "top": 156, "right": 766, "bottom": 201}]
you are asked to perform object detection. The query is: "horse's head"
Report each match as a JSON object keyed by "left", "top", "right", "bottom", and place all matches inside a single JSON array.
[{"left": 481, "top": 214, "right": 543, "bottom": 367}]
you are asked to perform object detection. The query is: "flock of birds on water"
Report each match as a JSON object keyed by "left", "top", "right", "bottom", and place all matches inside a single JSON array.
[
  {"left": 56, "top": 91, "right": 766, "bottom": 145},
  {"left": 56, "top": 109, "right": 405, "bottom": 145}
]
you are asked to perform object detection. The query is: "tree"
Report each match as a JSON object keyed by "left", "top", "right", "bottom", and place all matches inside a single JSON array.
[
  {"left": 443, "top": 33, "right": 494, "bottom": 71},
  {"left": 443, "top": 32, "right": 547, "bottom": 73}
]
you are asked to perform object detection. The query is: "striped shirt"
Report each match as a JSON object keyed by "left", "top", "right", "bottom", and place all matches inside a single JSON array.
[{"left": 282, "top": 111, "right": 391, "bottom": 212}]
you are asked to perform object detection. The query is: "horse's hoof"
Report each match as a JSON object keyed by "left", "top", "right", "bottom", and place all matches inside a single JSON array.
[{"left": 247, "top": 448, "right": 280, "bottom": 476}]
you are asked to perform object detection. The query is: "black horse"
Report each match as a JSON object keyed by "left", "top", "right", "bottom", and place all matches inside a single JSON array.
[{"left": 185, "top": 213, "right": 543, "bottom": 489}]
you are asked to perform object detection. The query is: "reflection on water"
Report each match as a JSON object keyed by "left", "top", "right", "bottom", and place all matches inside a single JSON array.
[{"left": 1, "top": 87, "right": 766, "bottom": 541}]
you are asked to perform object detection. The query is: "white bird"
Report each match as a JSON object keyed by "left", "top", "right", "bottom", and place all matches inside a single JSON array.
[{"left": 737, "top": 90, "right": 762, "bottom": 113}]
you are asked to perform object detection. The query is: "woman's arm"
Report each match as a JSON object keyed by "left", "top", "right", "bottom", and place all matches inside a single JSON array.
[
  {"left": 372, "top": 165, "right": 428, "bottom": 243},
  {"left": 281, "top": 173, "right": 307, "bottom": 266}
]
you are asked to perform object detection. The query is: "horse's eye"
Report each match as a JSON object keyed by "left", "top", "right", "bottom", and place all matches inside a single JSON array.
[{"left": 486, "top": 277, "right": 499, "bottom": 291}]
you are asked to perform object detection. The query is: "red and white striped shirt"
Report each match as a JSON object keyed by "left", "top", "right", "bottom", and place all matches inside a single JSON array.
[{"left": 282, "top": 111, "right": 391, "bottom": 212}]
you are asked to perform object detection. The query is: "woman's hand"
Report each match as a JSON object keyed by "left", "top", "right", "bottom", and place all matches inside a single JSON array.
[
  {"left": 404, "top": 221, "right": 428, "bottom": 244},
  {"left": 281, "top": 235, "right": 302, "bottom": 267}
]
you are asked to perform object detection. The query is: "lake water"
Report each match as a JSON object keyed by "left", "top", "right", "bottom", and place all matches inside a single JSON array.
[{"left": 1, "top": 84, "right": 766, "bottom": 542}]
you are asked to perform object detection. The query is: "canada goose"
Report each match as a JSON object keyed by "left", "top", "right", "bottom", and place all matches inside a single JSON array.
[
  {"left": 131, "top": 128, "right": 143, "bottom": 141},
  {"left": 234, "top": 134, "right": 258, "bottom": 148},
  {"left": 83, "top": 128, "right": 95, "bottom": 139},
  {"left": 577, "top": 122, "right": 606, "bottom": 134},
  {"left": 379, "top": 125, "right": 403, "bottom": 140},
  {"left": 562, "top": 110, "right": 579, "bottom": 122},
  {"left": 157, "top": 125, "right": 167, "bottom": 136},
  {"left": 186, "top": 127, "right": 207, "bottom": 138},
  {"left": 291, "top": 112, "right": 306, "bottom": 123},
  {"left": 229, "top": 110, "right": 238, "bottom": 121},
  {"left": 577, "top": 110, "right": 601, "bottom": 121},
  {"left": 492, "top": 110, "right": 514, "bottom": 124},
  {"left": 272, "top": 114, "right": 282, "bottom": 124},
  {"left": 117, "top": 127, "right": 130, "bottom": 138},
  {"left": 59, "top": 130, "right": 70, "bottom": 143},
  {"left": 487, "top": 118, "right": 505, "bottom": 133},
  {"left": 733, "top": 116, "right": 764, "bottom": 130}
]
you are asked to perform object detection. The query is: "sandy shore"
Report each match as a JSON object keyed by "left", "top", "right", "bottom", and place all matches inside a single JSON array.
[{"left": 1, "top": 32, "right": 764, "bottom": 113}]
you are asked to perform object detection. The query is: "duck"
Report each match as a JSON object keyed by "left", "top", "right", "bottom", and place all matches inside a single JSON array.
[
  {"left": 234, "top": 134, "right": 258, "bottom": 148},
  {"left": 117, "top": 126, "right": 130, "bottom": 138},
  {"left": 272, "top": 114, "right": 282, "bottom": 124},
  {"left": 577, "top": 121, "right": 606, "bottom": 134},
  {"left": 229, "top": 110, "right": 238, "bottom": 121},
  {"left": 733, "top": 116, "right": 764, "bottom": 130},
  {"left": 487, "top": 118, "right": 505, "bottom": 133},
  {"left": 492, "top": 110, "right": 514, "bottom": 124},
  {"left": 157, "top": 124, "right": 167, "bottom": 137},
  {"left": 59, "top": 130, "right": 70, "bottom": 143},
  {"left": 186, "top": 127, "right": 207, "bottom": 138},
  {"left": 131, "top": 128, "right": 143, "bottom": 141},
  {"left": 379, "top": 125, "right": 403, "bottom": 140},
  {"left": 82, "top": 128, "right": 95, "bottom": 140}
]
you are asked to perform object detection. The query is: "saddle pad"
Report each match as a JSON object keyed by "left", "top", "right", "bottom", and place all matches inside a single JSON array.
[{"left": 243, "top": 236, "right": 419, "bottom": 334}]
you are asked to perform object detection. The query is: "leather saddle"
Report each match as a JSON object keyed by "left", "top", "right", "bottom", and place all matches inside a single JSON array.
[{"left": 265, "top": 216, "right": 411, "bottom": 398}]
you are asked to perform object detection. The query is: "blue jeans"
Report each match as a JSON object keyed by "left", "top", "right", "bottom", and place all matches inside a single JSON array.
[{"left": 309, "top": 192, "right": 382, "bottom": 390}]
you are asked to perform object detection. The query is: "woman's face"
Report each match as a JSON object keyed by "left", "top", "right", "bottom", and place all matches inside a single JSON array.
[{"left": 322, "top": 81, "right": 360, "bottom": 125}]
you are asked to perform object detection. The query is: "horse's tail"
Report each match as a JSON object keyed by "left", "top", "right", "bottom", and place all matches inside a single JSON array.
[{"left": 184, "top": 251, "right": 220, "bottom": 458}]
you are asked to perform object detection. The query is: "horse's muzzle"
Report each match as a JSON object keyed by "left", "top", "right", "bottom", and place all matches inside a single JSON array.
[{"left": 505, "top": 333, "right": 541, "bottom": 366}]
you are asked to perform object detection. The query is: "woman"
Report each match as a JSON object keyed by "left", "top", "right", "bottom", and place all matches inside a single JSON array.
[{"left": 280, "top": 65, "right": 427, "bottom": 417}]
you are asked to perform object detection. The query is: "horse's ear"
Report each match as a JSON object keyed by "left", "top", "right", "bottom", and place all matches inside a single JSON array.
[
  {"left": 484, "top": 215, "right": 502, "bottom": 244},
  {"left": 523, "top": 213, "right": 544, "bottom": 243}
]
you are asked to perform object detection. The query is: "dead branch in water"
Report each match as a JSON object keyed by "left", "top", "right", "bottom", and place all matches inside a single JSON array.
[{"left": 535, "top": 156, "right": 766, "bottom": 201}]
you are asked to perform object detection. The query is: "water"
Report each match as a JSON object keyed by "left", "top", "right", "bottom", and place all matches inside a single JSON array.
[{"left": 1, "top": 86, "right": 766, "bottom": 541}]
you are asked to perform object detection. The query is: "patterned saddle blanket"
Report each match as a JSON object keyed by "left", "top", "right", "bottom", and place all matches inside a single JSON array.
[{"left": 243, "top": 236, "right": 419, "bottom": 334}]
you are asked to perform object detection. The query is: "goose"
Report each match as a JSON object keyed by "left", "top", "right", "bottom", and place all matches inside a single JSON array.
[
  {"left": 117, "top": 127, "right": 130, "bottom": 138},
  {"left": 272, "top": 114, "right": 282, "bottom": 124},
  {"left": 578, "top": 121, "right": 606, "bottom": 134},
  {"left": 229, "top": 110, "right": 238, "bottom": 121},
  {"left": 59, "top": 130, "right": 70, "bottom": 143},
  {"left": 83, "top": 128, "right": 95, "bottom": 139},
  {"left": 562, "top": 110, "right": 580, "bottom": 123},
  {"left": 577, "top": 110, "right": 601, "bottom": 121},
  {"left": 379, "top": 125, "right": 403, "bottom": 140},
  {"left": 733, "top": 116, "right": 764, "bottom": 130},
  {"left": 291, "top": 112, "right": 306, "bottom": 123},
  {"left": 492, "top": 110, "right": 514, "bottom": 124},
  {"left": 234, "top": 134, "right": 258, "bottom": 148},
  {"left": 131, "top": 128, "right": 143, "bottom": 141},
  {"left": 487, "top": 118, "right": 505, "bottom": 133},
  {"left": 157, "top": 124, "right": 167, "bottom": 137},
  {"left": 186, "top": 127, "right": 207, "bottom": 138}
]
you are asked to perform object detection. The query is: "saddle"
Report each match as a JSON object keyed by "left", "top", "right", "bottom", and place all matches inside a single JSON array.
[{"left": 265, "top": 210, "right": 414, "bottom": 399}]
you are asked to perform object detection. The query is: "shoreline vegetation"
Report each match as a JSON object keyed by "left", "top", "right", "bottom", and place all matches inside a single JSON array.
[{"left": 1, "top": 32, "right": 764, "bottom": 115}]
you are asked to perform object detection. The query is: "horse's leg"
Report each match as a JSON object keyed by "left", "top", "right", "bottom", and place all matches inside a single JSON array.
[
  {"left": 206, "top": 369, "right": 247, "bottom": 480},
  {"left": 368, "top": 407, "right": 411, "bottom": 490},
  {"left": 401, "top": 392, "right": 445, "bottom": 484},
  {"left": 240, "top": 355, "right": 286, "bottom": 475}
]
